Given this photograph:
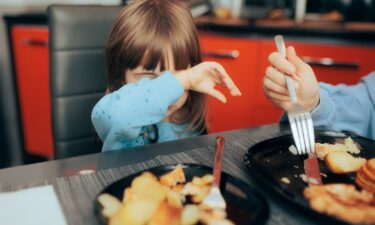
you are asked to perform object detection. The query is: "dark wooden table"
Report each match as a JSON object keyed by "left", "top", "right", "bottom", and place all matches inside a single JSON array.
[{"left": 0, "top": 123, "right": 318, "bottom": 225}]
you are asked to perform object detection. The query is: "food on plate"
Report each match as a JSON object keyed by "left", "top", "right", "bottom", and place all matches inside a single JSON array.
[
  {"left": 288, "top": 145, "right": 298, "bottom": 155},
  {"left": 325, "top": 152, "right": 366, "bottom": 174},
  {"left": 97, "top": 194, "right": 122, "bottom": 218},
  {"left": 356, "top": 158, "right": 375, "bottom": 193},
  {"left": 304, "top": 184, "right": 375, "bottom": 224},
  {"left": 288, "top": 137, "right": 360, "bottom": 159},
  {"left": 281, "top": 177, "right": 290, "bottom": 184},
  {"left": 288, "top": 137, "right": 375, "bottom": 223},
  {"left": 299, "top": 174, "right": 319, "bottom": 185},
  {"left": 99, "top": 165, "right": 234, "bottom": 225},
  {"left": 160, "top": 165, "right": 186, "bottom": 187},
  {"left": 315, "top": 137, "right": 360, "bottom": 160}
]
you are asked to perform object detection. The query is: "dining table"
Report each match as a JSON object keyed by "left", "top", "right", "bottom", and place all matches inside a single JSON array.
[{"left": 0, "top": 123, "right": 319, "bottom": 225}]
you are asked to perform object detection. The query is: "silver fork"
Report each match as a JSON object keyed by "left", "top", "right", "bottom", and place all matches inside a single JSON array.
[
  {"left": 202, "top": 136, "right": 226, "bottom": 210},
  {"left": 274, "top": 35, "right": 316, "bottom": 156}
]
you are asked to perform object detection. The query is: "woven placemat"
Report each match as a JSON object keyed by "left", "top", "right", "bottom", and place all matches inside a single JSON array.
[{"left": 0, "top": 131, "right": 313, "bottom": 225}]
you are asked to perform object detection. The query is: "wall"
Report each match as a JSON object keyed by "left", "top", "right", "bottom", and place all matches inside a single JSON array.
[{"left": 0, "top": 0, "right": 121, "bottom": 167}]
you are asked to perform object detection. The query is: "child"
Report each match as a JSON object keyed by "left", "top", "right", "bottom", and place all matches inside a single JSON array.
[
  {"left": 263, "top": 45, "right": 375, "bottom": 139},
  {"left": 92, "top": 0, "right": 241, "bottom": 151}
]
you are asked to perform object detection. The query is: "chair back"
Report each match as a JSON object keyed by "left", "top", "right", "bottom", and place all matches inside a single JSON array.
[{"left": 48, "top": 5, "right": 122, "bottom": 159}]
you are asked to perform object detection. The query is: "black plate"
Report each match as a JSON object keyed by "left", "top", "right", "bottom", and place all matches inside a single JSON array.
[
  {"left": 244, "top": 131, "right": 375, "bottom": 225},
  {"left": 95, "top": 164, "right": 269, "bottom": 225}
]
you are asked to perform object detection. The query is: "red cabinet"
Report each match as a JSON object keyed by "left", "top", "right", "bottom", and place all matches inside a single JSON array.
[
  {"left": 11, "top": 25, "right": 53, "bottom": 158},
  {"left": 199, "top": 33, "right": 259, "bottom": 133}
]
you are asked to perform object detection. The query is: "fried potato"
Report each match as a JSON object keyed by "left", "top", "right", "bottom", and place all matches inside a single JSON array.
[
  {"left": 316, "top": 137, "right": 361, "bottom": 161},
  {"left": 356, "top": 158, "right": 375, "bottom": 193},
  {"left": 304, "top": 184, "right": 375, "bottom": 225},
  {"left": 181, "top": 205, "right": 199, "bottom": 225},
  {"left": 97, "top": 193, "right": 122, "bottom": 218},
  {"left": 344, "top": 137, "right": 361, "bottom": 154},
  {"left": 192, "top": 175, "right": 214, "bottom": 186},
  {"left": 160, "top": 164, "right": 186, "bottom": 187},
  {"left": 106, "top": 169, "right": 234, "bottom": 225},
  {"left": 182, "top": 182, "right": 210, "bottom": 203},
  {"left": 148, "top": 201, "right": 182, "bottom": 225},
  {"left": 325, "top": 151, "right": 366, "bottom": 174},
  {"left": 130, "top": 172, "right": 167, "bottom": 203},
  {"left": 109, "top": 199, "right": 158, "bottom": 225},
  {"left": 166, "top": 189, "right": 183, "bottom": 208}
]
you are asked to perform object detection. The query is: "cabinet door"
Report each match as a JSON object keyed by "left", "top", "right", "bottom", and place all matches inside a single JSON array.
[
  {"left": 254, "top": 39, "right": 375, "bottom": 126},
  {"left": 199, "top": 33, "right": 258, "bottom": 133},
  {"left": 11, "top": 25, "right": 53, "bottom": 158}
]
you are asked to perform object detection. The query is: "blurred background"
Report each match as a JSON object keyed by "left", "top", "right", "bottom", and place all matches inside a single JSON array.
[{"left": 1, "top": 0, "right": 375, "bottom": 169}]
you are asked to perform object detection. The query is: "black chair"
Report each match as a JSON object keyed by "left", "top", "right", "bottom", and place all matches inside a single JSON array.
[{"left": 48, "top": 5, "right": 122, "bottom": 159}]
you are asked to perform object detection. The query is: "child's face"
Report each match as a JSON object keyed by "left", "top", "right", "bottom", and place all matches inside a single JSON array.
[{"left": 124, "top": 55, "right": 189, "bottom": 120}]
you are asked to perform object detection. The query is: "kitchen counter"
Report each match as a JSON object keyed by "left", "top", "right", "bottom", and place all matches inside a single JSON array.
[
  {"left": 195, "top": 16, "right": 375, "bottom": 45},
  {"left": 4, "top": 13, "right": 375, "bottom": 45}
]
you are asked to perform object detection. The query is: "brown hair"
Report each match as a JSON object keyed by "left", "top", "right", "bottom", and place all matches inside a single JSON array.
[{"left": 105, "top": 0, "right": 206, "bottom": 133}]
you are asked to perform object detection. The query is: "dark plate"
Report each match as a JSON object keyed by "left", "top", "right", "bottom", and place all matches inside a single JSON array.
[
  {"left": 95, "top": 164, "right": 270, "bottom": 225},
  {"left": 244, "top": 131, "right": 375, "bottom": 225}
]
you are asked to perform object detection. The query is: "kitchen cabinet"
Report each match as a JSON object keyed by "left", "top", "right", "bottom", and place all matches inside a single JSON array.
[
  {"left": 11, "top": 25, "right": 54, "bottom": 158},
  {"left": 199, "top": 34, "right": 259, "bottom": 133}
]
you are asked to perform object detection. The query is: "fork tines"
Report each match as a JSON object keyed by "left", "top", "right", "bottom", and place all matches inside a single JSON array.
[{"left": 288, "top": 112, "right": 315, "bottom": 155}]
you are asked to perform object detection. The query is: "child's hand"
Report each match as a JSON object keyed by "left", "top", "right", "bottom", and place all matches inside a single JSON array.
[
  {"left": 175, "top": 62, "right": 241, "bottom": 103},
  {"left": 263, "top": 46, "right": 320, "bottom": 112}
]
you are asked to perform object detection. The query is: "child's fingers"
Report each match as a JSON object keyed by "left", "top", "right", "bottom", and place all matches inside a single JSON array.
[
  {"left": 263, "top": 76, "right": 288, "bottom": 95},
  {"left": 265, "top": 66, "right": 287, "bottom": 87},
  {"left": 207, "top": 89, "right": 227, "bottom": 103},
  {"left": 219, "top": 74, "right": 241, "bottom": 96},
  {"left": 209, "top": 64, "right": 241, "bottom": 96},
  {"left": 268, "top": 52, "right": 296, "bottom": 75},
  {"left": 274, "top": 100, "right": 293, "bottom": 112},
  {"left": 268, "top": 91, "right": 291, "bottom": 102},
  {"left": 286, "top": 46, "right": 307, "bottom": 73},
  {"left": 207, "top": 68, "right": 221, "bottom": 84},
  {"left": 263, "top": 85, "right": 290, "bottom": 102}
]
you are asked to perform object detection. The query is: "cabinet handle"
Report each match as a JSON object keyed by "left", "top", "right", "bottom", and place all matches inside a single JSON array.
[
  {"left": 302, "top": 57, "right": 359, "bottom": 70},
  {"left": 23, "top": 38, "right": 48, "bottom": 47},
  {"left": 202, "top": 50, "right": 240, "bottom": 59}
]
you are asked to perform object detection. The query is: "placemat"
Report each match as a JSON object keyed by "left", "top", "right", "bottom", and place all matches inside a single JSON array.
[{"left": 0, "top": 131, "right": 313, "bottom": 225}]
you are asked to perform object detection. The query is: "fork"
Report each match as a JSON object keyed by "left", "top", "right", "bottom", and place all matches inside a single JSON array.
[
  {"left": 274, "top": 35, "right": 316, "bottom": 156},
  {"left": 202, "top": 136, "right": 226, "bottom": 210}
]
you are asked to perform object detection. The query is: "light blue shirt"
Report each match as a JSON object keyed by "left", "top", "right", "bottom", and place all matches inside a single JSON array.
[
  {"left": 311, "top": 72, "right": 375, "bottom": 140},
  {"left": 91, "top": 72, "right": 199, "bottom": 151}
]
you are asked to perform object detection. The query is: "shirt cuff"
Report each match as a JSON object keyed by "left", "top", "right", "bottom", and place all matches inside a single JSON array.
[{"left": 311, "top": 88, "right": 334, "bottom": 122}]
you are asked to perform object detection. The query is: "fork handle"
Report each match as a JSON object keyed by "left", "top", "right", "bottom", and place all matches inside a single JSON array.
[
  {"left": 274, "top": 35, "right": 298, "bottom": 104},
  {"left": 213, "top": 136, "right": 225, "bottom": 187}
]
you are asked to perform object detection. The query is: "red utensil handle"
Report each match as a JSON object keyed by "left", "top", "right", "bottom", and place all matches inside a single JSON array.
[{"left": 213, "top": 136, "right": 225, "bottom": 187}]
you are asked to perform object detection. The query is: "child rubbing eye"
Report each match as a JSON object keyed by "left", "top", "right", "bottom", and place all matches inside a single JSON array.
[{"left": 91, "top": 0, "right": 241, "bottom": 151}]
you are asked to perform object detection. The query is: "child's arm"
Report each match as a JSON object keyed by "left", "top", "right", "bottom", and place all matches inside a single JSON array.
[
  {"left": 91, "top": 72, "right": 183, "bottom": 148},
  {"left": 311, "top": 73, "right": 375, "bottom": 137},
  {"left": 92, "top": 61, "right": 241, "bottom": 151}
]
